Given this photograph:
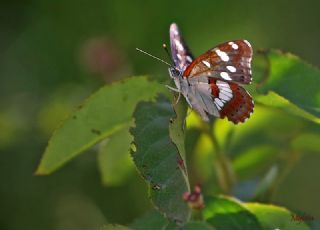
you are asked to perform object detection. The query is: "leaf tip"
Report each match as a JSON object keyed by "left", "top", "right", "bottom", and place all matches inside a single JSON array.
[{"left": 34, "top": 167, "right": 49, "bottom": 176}]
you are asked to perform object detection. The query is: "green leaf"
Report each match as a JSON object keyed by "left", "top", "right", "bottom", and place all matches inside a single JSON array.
[
  {"left": 291, "top": 133, "right": 320, "bottom": 154},
  {"left": 169, "top": 96, "right": 188, "bottom": 167},
  {"left": 255, "top": 91, "right": 320, "bottom": 124},
  {"left": 36, "top": 76, "right": 165, "bottom": 175},
  {"left": 256, "top": 50, "right": 320, "bottom": 120},
  {"left": 244, "top": 203, "right": 310, "bottom": 230},
  {"left": 233, "top": 145, "right": 279, "bottom": 179},
  {"left": 191, "top": 133, "right": 216, "bottom": 183},
  {"left": 97, "top": 127, "right": 134, "bottom": 186},
  {"left": 131, "top": 211, "right": 169, "bottom": 230},
  {"left": 162, "top": 223, "right": 178, "bottom": 230},
  {"left": 226, "top": 105, "right": 305, "bottom": 158},
  {"left": 168, "top": 95, "right": 189, "bottom": 186},
  {"left": 131, "top": 95, "right": 190, "bottom": 225},
  {"left": 0, "top": 112, "right": 18, "bottom": 149},
  {"left": 213, "top": 118, "right": 234, "bottom": 151},
  {"left": 183, "top": 221, "right": 216, "bottom": 230},
  {"left": 203, "top": 196, "right": 261, "bottom": 230},
  {"left": 101, "top": 224, "right": 132, "bottom": 230},
  {"left": 141, "top": 220, "right": 216, "bottom": 230}
]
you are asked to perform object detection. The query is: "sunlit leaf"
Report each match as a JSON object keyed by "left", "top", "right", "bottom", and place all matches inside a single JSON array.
[
  {"left": 131, "top": 95, "right": 190, "bottom": 225},
  {"left": 255, "top": 92, "right": 320, "bottom": 124},
  {"left": 203, "top": 196, "right": 261, "bottom": 229},
  {"left": 256, "top": 50, "right": 320, "bottom": 120},
  {"left": 186, "top": 110, "right": 203, "bottom": 129},
  {"left": 191, "top": 133, "right": 216, "bottom": 183},
  {"left": 36, "top": 76, "right": 165, "bottom": 175},
  {"left": 244, "top": 203, "right": 310, "bottom": 230},
  {"left": 213, "top": 119, "right": 234, "bottom": 151},
  {"left": 97, "top": 127, "right": 134, "bottom": 186}
]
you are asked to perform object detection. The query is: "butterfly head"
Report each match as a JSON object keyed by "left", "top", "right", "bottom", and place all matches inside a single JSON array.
[{"left": 168, "top": 67, "right": 182, "bottom": 79}]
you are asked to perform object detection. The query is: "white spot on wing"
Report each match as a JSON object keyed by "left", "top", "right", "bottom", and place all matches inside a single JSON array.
[
  {"left": 216, "top": 80, "right": 232, "bottom": 102},
  {"left": 219, "top": 92, "right": 231, "bottom": 101},
  {"left": 228, "top": 41, "right": 238, "bottom": 50},
  {"left": 226, "top": 66, "right": 236, "bottom": 73},
  {"left": 220, "top": 72, "right": 232, "bottom": 80},
  {"left": 220, "top": 90, "right": 232, "bottom": 98},
  {"left": 215, "top": 98, "right": 224, "bottom": 107},
  {"left": 202, "top": 60, "right": 211, "bottom": 68},
  {"left": 215, "top": 49, "right": 229, "bottom": 62},
  {"left": 244, "top": 40, "right": 252, "bottom": 48},
  {"left": 214, "top": 102, "right": 221, "bottom": 110},
  {"left": 175, "top": 39, "right": 184, "bottom": 51},
  {"left": 221, "top": 87, "right": 232, "bottom": 94},
  {"left": 216, "top": 80, "right": 230, "bottom": 88},
  {"left": 232, "top": 43, "right": 239, "bottom": 50}
]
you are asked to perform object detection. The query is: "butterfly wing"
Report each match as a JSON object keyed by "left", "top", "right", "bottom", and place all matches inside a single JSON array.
[
  {"left": 168, "top": 24, "right": 254, "bottom": 124},
  {"left": 169, "top": 23, "right": 194, "bottom": 71},
  {"left": 210, "top": 80, "right": 254, "bottom": 123},
  {"left": 187, "top": 77, "right": 254, "bottom": 124},
  {"left": 183, "top": 40, "right": 253, "bottom": 84}
]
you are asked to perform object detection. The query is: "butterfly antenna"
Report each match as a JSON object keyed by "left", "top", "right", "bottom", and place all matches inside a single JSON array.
[
  {"left": 162, "top": 43, "right": 174, "bottom": 65},
  {"left": 136, "top": 48, "right": 172, "bottom": 67},
  {"left": 164, "top": 43, "right": 182, "bottom": 105}
]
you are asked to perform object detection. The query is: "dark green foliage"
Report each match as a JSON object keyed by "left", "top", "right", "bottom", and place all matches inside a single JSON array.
[
  {"left": 130, "top": 95, "right": 190, "bottom": 225},
  {"left": 257, "top": 50, "right": 320, "bottom": 118},
  {"left": 203, "top": 196, "right": 261, "bottom": 230}
]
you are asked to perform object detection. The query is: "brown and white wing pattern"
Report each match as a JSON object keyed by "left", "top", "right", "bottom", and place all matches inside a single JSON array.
[
  {"left": 209, "top": 79, "right": 254, "bottom": 123},
  {"left": 183, "top": 40, "right": 253, "bottom": 84},
  {"left": 186, "top": 77, "right": 254, "bottom": 124}
]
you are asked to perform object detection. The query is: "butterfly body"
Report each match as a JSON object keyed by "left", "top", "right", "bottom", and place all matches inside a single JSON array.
[{"left": 168, "top": 23, "right": 254, "bottom": 124}]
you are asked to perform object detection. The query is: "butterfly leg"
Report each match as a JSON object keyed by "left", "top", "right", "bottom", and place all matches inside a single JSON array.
[
  {"left": 165, "top": 85, "right": 182, "bottom": 105},
  {"left": 174, "top": 92, "right": 181, "bottom": 105},
  {"left": 165, "top": 85, "right": 180, "bottom": 93}
]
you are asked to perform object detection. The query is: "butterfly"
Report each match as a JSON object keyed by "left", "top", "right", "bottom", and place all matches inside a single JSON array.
[{"left": 168, "top": 23, "right": 254, "bottom": 124}]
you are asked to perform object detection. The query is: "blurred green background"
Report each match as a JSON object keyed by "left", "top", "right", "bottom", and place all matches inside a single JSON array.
[{"left": 1, "top": 0, "right": 320, "bottom": 229}]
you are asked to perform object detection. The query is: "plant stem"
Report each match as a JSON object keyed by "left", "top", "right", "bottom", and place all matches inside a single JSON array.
[{"left": 203, "top": 121, "right": 236, "bottom": 194}]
